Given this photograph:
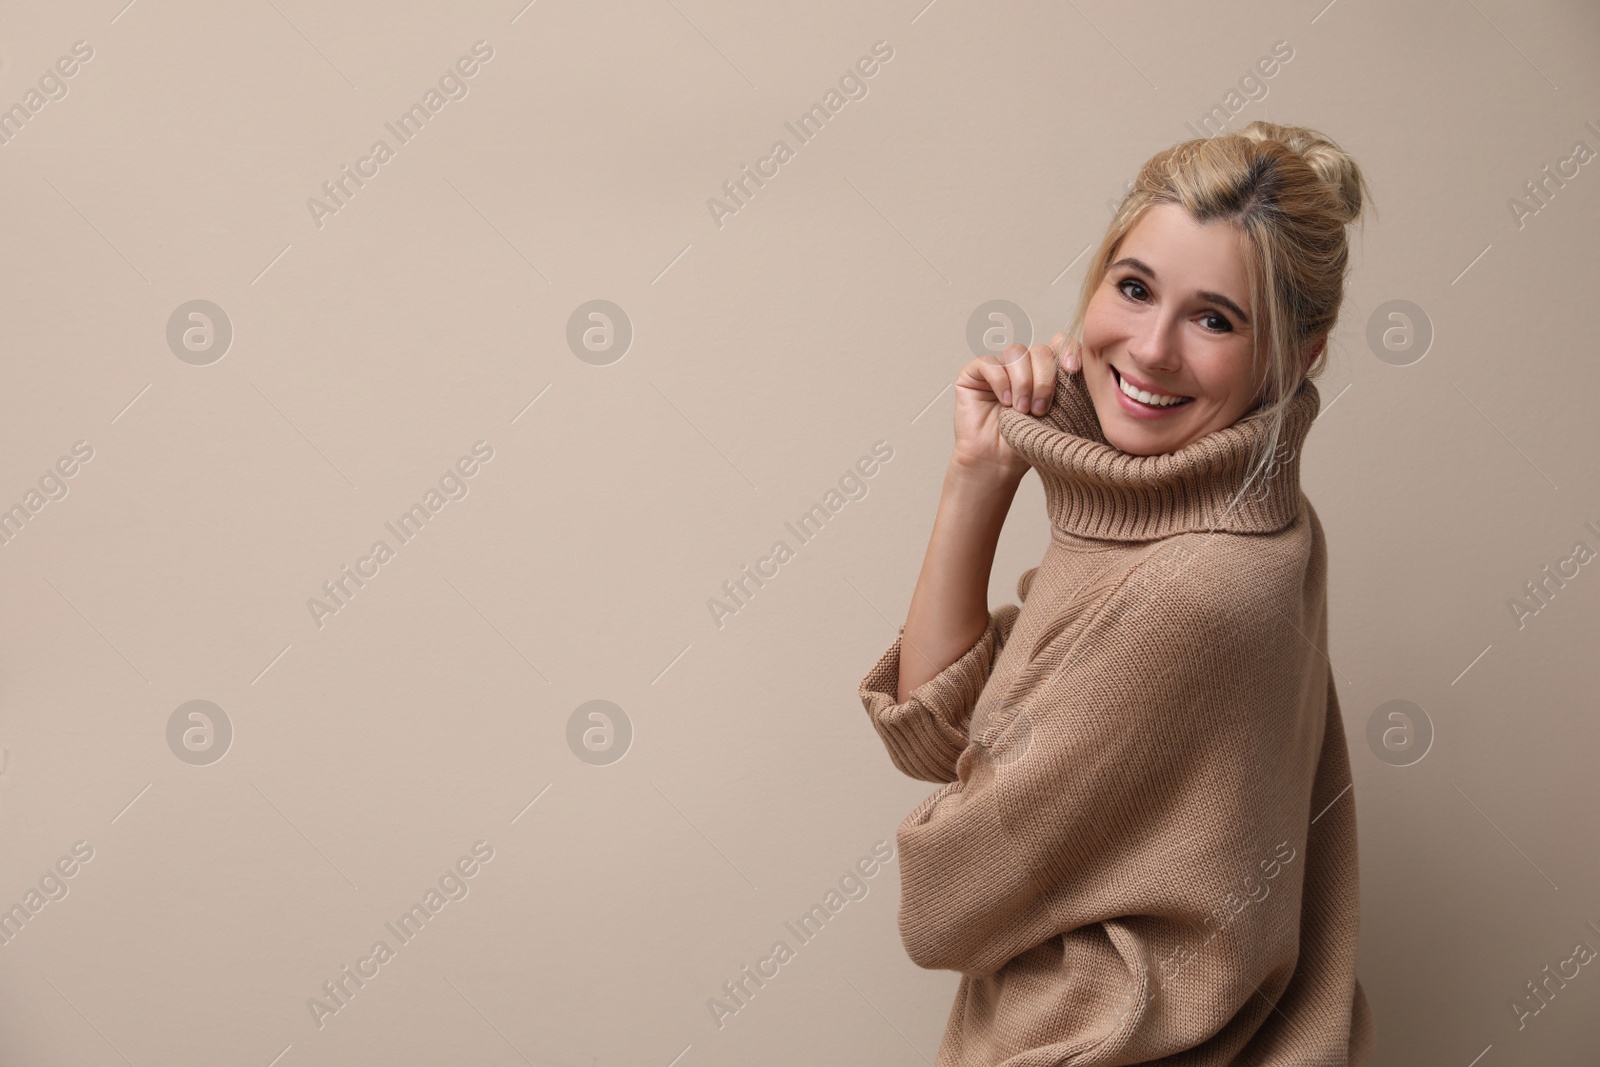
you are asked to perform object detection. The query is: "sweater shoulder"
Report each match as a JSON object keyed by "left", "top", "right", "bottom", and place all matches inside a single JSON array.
[{"left": 1115, "top": 510, "right": 1319, "bottom": 633}]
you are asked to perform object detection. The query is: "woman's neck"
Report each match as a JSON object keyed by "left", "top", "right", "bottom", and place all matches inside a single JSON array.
[{"left": 995, "top": 360, "right": 1321, "bottom": 541}]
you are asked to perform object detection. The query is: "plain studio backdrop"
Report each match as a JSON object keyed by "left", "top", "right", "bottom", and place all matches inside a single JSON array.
[{"left": 0, "top": 0, "right": 1597, "bottom": 1064}]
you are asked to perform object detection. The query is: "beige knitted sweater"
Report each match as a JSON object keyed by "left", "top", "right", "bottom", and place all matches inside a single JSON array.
[{"left": 858, "top": 361, "right": 1375, "bottom": 1065}]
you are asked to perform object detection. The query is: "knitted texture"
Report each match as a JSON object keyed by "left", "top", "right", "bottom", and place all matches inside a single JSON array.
[{"left": 858, "top": 361, "right": 1375, "bottom": 1066}]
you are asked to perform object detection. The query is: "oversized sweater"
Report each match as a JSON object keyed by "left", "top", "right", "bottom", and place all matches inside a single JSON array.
[{"left": 858, "top": 360, "right": 1375, "bottom": 1066}]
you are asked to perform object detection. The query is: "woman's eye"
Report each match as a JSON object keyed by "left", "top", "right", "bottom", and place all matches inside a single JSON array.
[{"left": 1119, "top": 278, "right": 1233, "bottom": 334}]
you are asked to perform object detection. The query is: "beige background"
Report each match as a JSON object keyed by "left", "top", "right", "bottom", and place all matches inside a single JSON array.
[{"left": 0, "top": 0, "right": 1597, "bottom": 1063}]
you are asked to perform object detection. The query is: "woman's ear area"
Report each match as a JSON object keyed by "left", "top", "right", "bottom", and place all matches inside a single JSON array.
[{"left": 1303, "top": 336, "right": 1326, "bottom": 372}]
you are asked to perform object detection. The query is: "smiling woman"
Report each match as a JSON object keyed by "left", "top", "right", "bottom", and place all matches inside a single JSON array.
[
  {"left": 1078, "top": 206, "right": 1272, "bottom": 453},
  {"left": 1053, "top": 121, "right": 1373, "bottom": 508},
  {"left": 859, "top": 121, "right": 1377, "bottom": 1066}
]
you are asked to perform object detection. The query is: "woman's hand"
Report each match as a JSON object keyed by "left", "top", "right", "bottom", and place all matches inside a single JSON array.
[
  {"left": 896, "top": 334, "right": 1083, "bottom": 703},
  {"left": 1052, "top": 332, "right": 1084, "bottom": 373},
  {"left": 951, "top": 335, "right": 1082, "bottom": 477}
]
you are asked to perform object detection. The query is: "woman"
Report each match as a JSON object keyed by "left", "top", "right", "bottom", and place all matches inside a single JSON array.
[{"left": 858, "top": 121, "right": 1376, "bottom": 1065}]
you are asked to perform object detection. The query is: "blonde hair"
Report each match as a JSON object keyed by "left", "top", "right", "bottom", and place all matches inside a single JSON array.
[{"left": 1065, "top": 120, "right": 1374, "bottom": 519}]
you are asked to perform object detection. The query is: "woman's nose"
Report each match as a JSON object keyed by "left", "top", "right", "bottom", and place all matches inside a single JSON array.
[{"left": 1125, "top": 318, "right": 1183, "bottom": 374}]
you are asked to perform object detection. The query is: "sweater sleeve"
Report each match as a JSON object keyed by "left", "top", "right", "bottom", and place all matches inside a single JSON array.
[
  {"left": 858, "top": 566, "right": 1038, "bottom": 784},
  {"left": 894, "top": 549, "right": 1327, "bottom": 1061}
]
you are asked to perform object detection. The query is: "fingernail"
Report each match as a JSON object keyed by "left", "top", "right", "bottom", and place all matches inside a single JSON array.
[{"left": 1000, "top": 389, "right": 1011, "bottom": 405}]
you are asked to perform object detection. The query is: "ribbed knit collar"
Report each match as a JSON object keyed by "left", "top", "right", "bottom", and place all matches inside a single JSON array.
[{"left": 996, "top": 359, "right": 1321, "bottom": 541}]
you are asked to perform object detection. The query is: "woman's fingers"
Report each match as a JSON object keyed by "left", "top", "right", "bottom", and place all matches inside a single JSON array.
[
  {"left": 1026, "top": 344, "right": 1056, "bottom": 414},
  {"left": 965, "top": 352, "right": 1019, "bottom": 408},
  {"left": 1050, "top": 331, "right": 1082, "bottom": 374},
  {"left": 985, "top": 343, "right": 1034, "bottom": 410},
  {"left": 982, "top": 340, "right": 1072, "bottom": 414}
]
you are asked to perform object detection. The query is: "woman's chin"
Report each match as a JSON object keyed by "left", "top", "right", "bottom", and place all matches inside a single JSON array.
[
  {"left": 1098, "top": 381, "right": 1233, "bottom": 453},
  {"left": 1103, "top": 432, "right": 1171, "bottom": 457},
  {"left": 1098, "top": 407, "right": 1201, "bottom": 456}
]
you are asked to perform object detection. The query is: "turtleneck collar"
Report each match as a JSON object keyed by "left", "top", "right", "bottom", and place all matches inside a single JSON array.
[{"left": 996, "top": 359, "right": 1321, "bottom": 541}]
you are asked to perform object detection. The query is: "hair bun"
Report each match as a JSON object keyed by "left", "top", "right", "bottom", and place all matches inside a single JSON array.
[{"left": 1239, "top": 120, "right": 1366, "bottom": 226}]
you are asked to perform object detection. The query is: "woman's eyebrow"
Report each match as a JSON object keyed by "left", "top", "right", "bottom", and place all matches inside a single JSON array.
[{"left": 1109, "top": 256, "right": 1251, "bottom": 325}]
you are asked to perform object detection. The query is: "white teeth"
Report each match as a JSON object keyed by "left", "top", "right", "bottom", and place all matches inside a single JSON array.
[{"left": 1115, "top": 369, "right": 1189, "bottom": 407}]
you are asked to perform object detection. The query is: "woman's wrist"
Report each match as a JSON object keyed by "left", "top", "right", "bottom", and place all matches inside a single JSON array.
[
  {"left": 935, "top": 459, "right": 1026, "bottom": 556},
  {"left": 894, "top": 456, "right": 1023, "bottom": 702},
  {"left": 945, "top": 453, "right": 1028, "bottom": 501}
]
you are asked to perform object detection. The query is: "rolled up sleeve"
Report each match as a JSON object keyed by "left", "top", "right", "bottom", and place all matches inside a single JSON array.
[
  {"left": 858, "top": 566, "right": 1036, "bottom": 783},
  {"left": 857, "top": 605, "right": 1019, "bottom": 782}
]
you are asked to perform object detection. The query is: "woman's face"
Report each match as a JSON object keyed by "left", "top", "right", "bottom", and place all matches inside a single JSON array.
[{"left": 1077, "top": 203, "right": 1264, "bottom": 456}]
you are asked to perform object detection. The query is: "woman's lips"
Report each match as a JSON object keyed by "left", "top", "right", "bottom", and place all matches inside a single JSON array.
[{"left": 1111, "top": 366, "right": 1194, "bottom": 418}]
